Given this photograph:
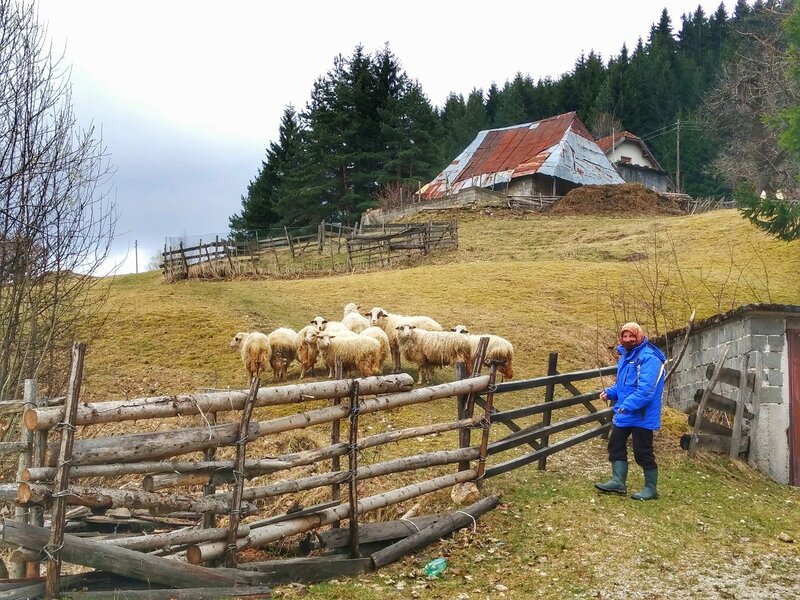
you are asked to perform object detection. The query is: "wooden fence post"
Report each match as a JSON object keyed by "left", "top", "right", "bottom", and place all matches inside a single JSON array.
[
  {"left": 46, "top": 342, "right": 86, "bottom": 600},
  {"left": 347, "top": 382, "right": 360, "bottom": 558},
  {"left": 730, "top": 353, "right": 750, "bottom": 459},
  {"left": 476, "top": 363, "right": 498, "bottom": 487},
  {"left": 9, "top": 380, "right": 36, "bottom": 579},
  {"left": 202, "top": 412, "right": 218, "bottom": 532},
  {"left": 538, "top": 352, "right": 559, "bottom": 471},
  {"left": 30, "top": 379, "right": 46, "bottom": 577},
  {"left": 224, "top": 377, "right": 260, "bottom": 568}
]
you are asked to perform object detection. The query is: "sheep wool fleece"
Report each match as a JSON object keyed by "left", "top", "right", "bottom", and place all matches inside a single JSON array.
[{"left": 604, "top": 337, "right": 666, "bottom": 430}]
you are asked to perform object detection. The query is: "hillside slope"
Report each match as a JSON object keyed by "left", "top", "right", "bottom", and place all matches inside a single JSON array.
[{"left": 74, "top": 209, "right": 800, "bottom": 599}]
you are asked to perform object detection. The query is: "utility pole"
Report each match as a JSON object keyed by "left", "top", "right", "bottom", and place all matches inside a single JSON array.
[{"left": 676, "top": 118, "right": 681, "bottom": 194}]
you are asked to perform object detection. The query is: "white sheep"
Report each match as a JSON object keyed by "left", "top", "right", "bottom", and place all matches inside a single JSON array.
[
  {"left": 315, "top": 330, "right": 382, "bottom": 378},
  {"left": 367, "top": 307, "right": 443, "bottom": 373},
  {"left": 230, "top": 331, "right": 271, "bottom": 386},
  {"left": 310, "top": 316, "right": 351, "bottom": 334},
  {"left": 295, "top": 325, "right": 320, "bottom": 379},
  {"left": 341, "top": 303, "right": 370, "bottom": 333},
  {"left": 395, "top": 323, "right": 472, "bottom": 385},
  {"left": 360, "top": 325, "right": 390, "bottom": 368},
  {"left": 267, "top": 327, "right": 298, "bottom": 381},
  {"left": 451, "top": 325, "right": 514, "bottom": 379}
]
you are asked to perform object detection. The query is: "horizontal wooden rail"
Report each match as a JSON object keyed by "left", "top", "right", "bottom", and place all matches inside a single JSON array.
[
  {"left": 488, "top": 407, "right": 613, "bottom": 455},
  {"left": 492, "top": 391, "right": 601, "bottom": 421},
  {"left": 484, "top": 422, "right": 611, "bottom": 478},
  {"left": 493, "top": 365, "right": 615, "bottom": 393}
]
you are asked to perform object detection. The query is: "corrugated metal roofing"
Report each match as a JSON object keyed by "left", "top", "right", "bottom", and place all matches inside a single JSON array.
[{"left": 421, "top": 112, "right": 624, "bottom": 199}]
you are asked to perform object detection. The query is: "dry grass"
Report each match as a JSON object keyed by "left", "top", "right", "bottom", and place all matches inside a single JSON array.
[{"left": 7, "top": 208, "right": 800, "bottom": 598}]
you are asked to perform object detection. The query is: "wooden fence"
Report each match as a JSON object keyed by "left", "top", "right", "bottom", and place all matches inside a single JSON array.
[
  {"left": 1, "top": 343, "right": 616, "bottom": 597},
  {"left": 161, "top": 220, "right": 458, "bottom": 280}
]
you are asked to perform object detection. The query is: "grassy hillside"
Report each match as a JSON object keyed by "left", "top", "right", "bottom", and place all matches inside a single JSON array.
[{"left": 72, "top": 209, "right": 800, "bottom": 598}]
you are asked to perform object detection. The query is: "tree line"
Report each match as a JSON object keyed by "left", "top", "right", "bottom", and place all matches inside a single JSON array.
[{"left": 231, "top": 0, "right": 799, "bottom": 241}]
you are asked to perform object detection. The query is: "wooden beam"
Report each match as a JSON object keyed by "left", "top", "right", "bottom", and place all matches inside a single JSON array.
[
  {"left": 705, "top": 363, "right": 755, "bottom": 391},
  {"left": 731, "top": 354, "right": 750, "bottom": 459},
  {"left": 493, "top": 365, "right": 616, "bottom": 393},
  {"left": 680, "top": 434, "right": 749, "bottom": 454},
  {"left": 692, "top": 389, "right": 754, "bottom": 420},
  {"left": 26, "top": 375, "right": 414, "bottom": 430},
  {"left": 237, "top": 556, "right": 372, "bottom": 585},
  {"left": 59, "top": 586, "right": 273, "bottom": 599},
  {"left": 2, "top": 521, "right": 268, "bottom": 589},
  {"left": 371, "top": 495, "right": 500, "bottom": 569}
]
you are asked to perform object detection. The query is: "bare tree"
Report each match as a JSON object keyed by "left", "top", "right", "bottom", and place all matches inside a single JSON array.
[
  {"left": 699, "top": 4, "right": 800, "bottom": 196},
  {"left": 0, "top": 0, "right": 116, "bottom": 403}
]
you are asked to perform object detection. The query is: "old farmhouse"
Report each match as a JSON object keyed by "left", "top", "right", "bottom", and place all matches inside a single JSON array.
[
  {"left": 420, "top": 112, "right": 624, "bottom": 200},
  {"left": 595, "top": 130, "right": 670, "bottom": 192}
]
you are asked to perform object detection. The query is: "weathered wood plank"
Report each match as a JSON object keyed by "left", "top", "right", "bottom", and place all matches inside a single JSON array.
[
  {"left": 237, "top": 556, "right": 372, "bottom": 585},
  {"left": 680, "top": 434, "right": 749, "bottom": 454},
  {"left": 2, "top": 521, "right": 268, "bottom": 588},
  {"left": 59, "top": 586, "right": 272, "bottom": 599},
  {"left": 705, "top": 364, "right": 755, "bottom": 391},
  {"left": 690, "top": 346, "right": 730, "bottom": 458},
  {"left": 692, "top": 388, "right": 754, "bottom": 420}
]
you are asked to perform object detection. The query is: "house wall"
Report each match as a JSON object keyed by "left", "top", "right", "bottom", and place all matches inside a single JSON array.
[
  {"left": 615, "top": 163, "right": 670, "bottom": 192},
  {"left": 608, "top": 140, "right": 651, "bottom": 168},
  {"left": 663, "top": 313, "right": 797, "bottom": 483},
  {"left": 507, "top": 175, "right": 579, "bottom": 197}
]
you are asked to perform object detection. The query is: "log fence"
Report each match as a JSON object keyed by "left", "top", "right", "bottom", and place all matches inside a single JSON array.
[
  {"left": 1, "top": 344, "right": 619, "bottom": 597},
  {"left": 160, "top": 220, "right": 457, "bottom": 280}
]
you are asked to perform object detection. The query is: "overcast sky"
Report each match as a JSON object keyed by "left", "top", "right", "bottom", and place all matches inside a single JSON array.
[{"left": 35, "top": 0, "right": 732, "bottom": 274}]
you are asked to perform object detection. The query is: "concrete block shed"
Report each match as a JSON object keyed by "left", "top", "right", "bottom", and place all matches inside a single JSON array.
[{"left": 656, "top": 304, "right": 800, "bottom": 485}]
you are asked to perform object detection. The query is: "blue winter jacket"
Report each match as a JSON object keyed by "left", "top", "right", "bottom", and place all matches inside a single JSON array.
[{"left": 604, "top": 337, "right": 666, "bottom": 430}]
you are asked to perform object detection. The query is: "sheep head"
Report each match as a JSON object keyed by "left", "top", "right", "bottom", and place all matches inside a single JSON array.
[
  {"left": 451, "top": 325, "right": 469, "bottom": 334},
  {"left": 368, "top": 307, "right": 388, "bottom": 325},
  {"left": 311, "top": 316, "right": 328, "bottom": 330},
  {"left": 230, "top": 332, "right": 247, "bottom": 349}
]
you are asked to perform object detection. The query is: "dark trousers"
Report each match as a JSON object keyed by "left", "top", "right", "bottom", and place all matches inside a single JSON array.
[{"left": 607, "top": 425, "right": 657, "bottom": 470}]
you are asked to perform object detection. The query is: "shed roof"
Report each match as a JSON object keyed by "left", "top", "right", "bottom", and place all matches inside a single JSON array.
[{"left": 421, "top": 112, "right": 624, "bottom": 200}]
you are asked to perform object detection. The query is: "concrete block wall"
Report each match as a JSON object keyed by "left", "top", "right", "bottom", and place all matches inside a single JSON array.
[{"left": 662, "top": 313, "right": 794, "bottom": 483}]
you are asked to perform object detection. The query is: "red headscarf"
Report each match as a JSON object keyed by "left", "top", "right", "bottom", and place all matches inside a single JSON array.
[{"left": 620, "top": 322, "right": 645, "bottom": 345}]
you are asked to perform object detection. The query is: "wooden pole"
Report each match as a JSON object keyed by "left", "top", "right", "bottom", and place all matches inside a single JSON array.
[
  {"left": 370, "top": 495, "right": 500, "bottom": 569},
  {"left": 225, "top": 376, "right": 260, "bottom": 568},
  {"left": 8, "top": 379, "right": 36, "bottom": 579},
  {"left": 186, "top": 469, "right": 479, "bottom": 564},
  {"left": 46, "top": 342, "right": 86, "bottom": 600},
  {"left": 26, "top": 416, "right": 478, "bottom": 484},
  {"left": 748, "top": 352, "right": 763, "bottom": 469},
  {"left": 29, "top": 379, "right": 45, "bottom": 578},
  {"left": 538, "top": 352, "right": 558, "bottom": 470},
  {"left": 202, "top": 412, "right": 217, "bottom": 530},
  {"left": 64, "top": 377, "right": 490, "bottom": 466},
  {"left": 458, "top": 337, "right": 488, "bottom": 471},
  {"left": 4, "top": 520, "right": 266, "bottom": 589},
  {"left": 347, "top": 382, "right": 360, "bottom": 558},
  {"left": 476, "top": 363, "right": 498, "bottom": 486},
  {"left": 730, "top": 353, "right": 751, "bottom": 459},
  {"left": 26, "top": 374, "right": 413, "bottom": 431}
]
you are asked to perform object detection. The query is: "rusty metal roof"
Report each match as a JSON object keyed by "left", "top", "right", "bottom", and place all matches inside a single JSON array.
[{"left": 421, "top": 112, "right": 624, "bottom": 199}]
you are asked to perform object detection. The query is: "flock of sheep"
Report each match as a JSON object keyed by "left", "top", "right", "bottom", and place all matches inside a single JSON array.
[{"left": 230, "top": 303, "right": 514, "bottom": 387}]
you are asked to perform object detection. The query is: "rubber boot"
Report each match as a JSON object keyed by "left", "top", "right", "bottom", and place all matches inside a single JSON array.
[
  {"left": 631, "top": 468, "right": 658, "bottom": 500},
  {"left": 594, "top": 461, "right": 628, "bottom": 494}
]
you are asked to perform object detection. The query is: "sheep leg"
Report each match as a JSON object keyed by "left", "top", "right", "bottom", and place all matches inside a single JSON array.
[{"left": 390, "top": 346, "right": 401, "bottom": 374}]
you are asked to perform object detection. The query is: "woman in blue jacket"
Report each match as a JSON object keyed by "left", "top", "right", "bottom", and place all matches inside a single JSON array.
[{"left": 595, "top": 322, "right": 666, "bottom": 500}]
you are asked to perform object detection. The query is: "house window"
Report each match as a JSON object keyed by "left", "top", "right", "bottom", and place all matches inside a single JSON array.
[{"left": 619, "top": 156, "right": 632, "bottom": 164}]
